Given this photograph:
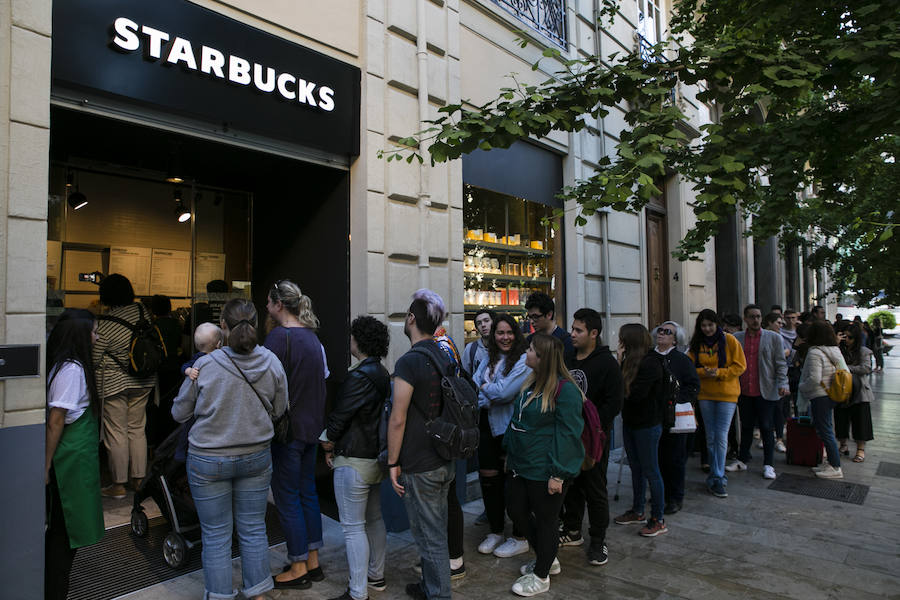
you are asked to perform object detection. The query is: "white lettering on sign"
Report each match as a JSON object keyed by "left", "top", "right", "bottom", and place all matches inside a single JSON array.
[
  {"left": 277, "top": 73, "right": 296, "bottom": 100},
  {"left": 110, "top": 16, "right": 338, "bottom": 113},
  {"left": 167, "top": 37, "right": 197, "bottom": 70},
  {"left": 200, "top": 46, "right": 225, "bottom": 78}
]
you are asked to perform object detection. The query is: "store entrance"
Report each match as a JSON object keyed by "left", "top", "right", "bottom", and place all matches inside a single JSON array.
[
  {"left": 49, "top": 107, "right": 350, "bottom": 598},
  {"left": 49, "top": 107, "right": 349, "bottom": 367}
]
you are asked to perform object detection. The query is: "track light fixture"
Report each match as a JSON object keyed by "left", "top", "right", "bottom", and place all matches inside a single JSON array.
[
  {"left": 66, "top": 170, "right": 88, "bottom": 210},
  {"left": 173, "top": 188, "right": 190, "bottom": 222}
]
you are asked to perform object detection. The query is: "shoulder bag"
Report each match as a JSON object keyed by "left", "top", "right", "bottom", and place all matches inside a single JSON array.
[{"left": 224, "top": 350, "right": 293, "bottom": 445}]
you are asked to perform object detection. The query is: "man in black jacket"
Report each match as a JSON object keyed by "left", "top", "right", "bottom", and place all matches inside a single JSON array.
[{"left": 559, "top": 308, "right": 623, "bottom": 566}]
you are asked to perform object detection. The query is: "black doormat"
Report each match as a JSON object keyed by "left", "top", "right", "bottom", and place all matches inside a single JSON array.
[
  {"left": 875, "top": 461, "right": 900, "bottom": 479},
  {"left": 767, "top": 472, "right": 869, "bottom": 505},
  {"left": 67, "top": 505, "right": 285, "bottom": 600}
]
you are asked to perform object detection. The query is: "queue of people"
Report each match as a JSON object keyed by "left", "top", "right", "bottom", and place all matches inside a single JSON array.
[{"left": 43, "top": 277, "right": 883, "bottom": 600}]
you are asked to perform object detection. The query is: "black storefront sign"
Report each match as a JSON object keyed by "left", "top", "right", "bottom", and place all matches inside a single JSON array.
[{"left": 52, "top": 0, "right": 360, "bottom": 157}]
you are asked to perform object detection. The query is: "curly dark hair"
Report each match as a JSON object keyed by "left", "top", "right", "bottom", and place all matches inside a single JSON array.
[
  {"left": 486, "top": 313, "right": 528, "bottom": 377},
  {"left": 351, "top": 315, "right": 389, "bottom": 359}
]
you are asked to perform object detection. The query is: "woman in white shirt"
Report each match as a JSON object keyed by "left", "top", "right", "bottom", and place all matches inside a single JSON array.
[{"left": 45, "top": 309, "right": 104, "bottom": 600}]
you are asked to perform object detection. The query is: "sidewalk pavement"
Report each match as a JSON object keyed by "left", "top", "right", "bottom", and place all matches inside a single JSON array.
[{"left": 119, "top": 354, "right": 900, "bottom": 599}]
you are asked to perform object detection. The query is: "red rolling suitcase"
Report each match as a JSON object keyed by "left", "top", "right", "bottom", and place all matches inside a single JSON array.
[{"left": 786, "top": 416, "right": 824, "bottom": 466}]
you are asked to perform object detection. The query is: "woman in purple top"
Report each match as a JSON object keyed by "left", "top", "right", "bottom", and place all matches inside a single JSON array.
[{"left": 265, "top": 280, "right": 328, "bottom": 590}]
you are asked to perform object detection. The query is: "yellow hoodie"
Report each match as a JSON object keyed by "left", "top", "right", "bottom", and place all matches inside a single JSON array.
[{"left": 688, "top": 332, "right": 747, "bottom": 403}]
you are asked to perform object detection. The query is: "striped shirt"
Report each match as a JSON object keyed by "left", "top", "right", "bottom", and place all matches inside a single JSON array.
[{"left": 93, "top": 303, "right": 156, "bottom": 399}]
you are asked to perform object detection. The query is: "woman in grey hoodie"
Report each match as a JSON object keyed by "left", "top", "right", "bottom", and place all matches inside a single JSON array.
[
  {"left": 173, "top": 299, "right": 288, "bottom": 600},
  {"left": 798, "top": 320, "right": 847, "bottom": 480}
]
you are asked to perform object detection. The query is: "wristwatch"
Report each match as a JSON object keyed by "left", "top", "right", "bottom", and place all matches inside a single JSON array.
[{"left": 388, "top": 462, "right": 401, "bottom": 469}]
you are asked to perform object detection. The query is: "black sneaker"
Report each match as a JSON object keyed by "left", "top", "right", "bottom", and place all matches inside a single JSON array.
[
  {"left": 559, "top": 530, "right": 584, "bottom": 546},
  {"left": 327, "top": 590, "right": 359, "bottom": 600},
  {"left": 587, "top": 542, "right": 609, "bottom": 566},
  {"left": 451, "top": 563, "right": 467, "bottom": 580},
  {"left": 368, "top": 577, "right": 387, "bottom": 591},
  {"left": 405, "top": 583, "right": 427, "bottom": 600}
]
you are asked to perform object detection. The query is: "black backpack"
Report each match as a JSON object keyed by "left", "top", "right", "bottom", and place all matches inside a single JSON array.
[
  {"left": 100, "top": 304, "right": 167, "bottom": 378},
  {"left": 411, "top": 346, "right": 480, "bottom": 460},
  {"left": 656, "top": 353, "right": 681, "bottom": 430}
]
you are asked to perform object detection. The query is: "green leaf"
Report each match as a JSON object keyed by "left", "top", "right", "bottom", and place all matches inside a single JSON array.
[
  {"left": 879, "top": 228, "right": 894, "bottom": 241},
  {"left": 697, "top": 211, "right": 719, "bottom": 221},
  {"left": 636, "top": 152, "right": 665, "bottom": 169}
]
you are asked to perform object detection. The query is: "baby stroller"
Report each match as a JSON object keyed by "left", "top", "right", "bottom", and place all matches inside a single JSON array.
[{"left": 130, "top": 421, "right": 200, "bottom": 569}]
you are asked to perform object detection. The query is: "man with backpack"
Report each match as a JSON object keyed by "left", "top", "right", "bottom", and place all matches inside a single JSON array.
[
  {"left": 558, "top": 309, "right": 623, "bottom": 566},
  {"left": 387, "top": 289, "right": 457, "bottom": 600},
  {"left": 727, "top": 305, "right": 789, "bottom": 480}
]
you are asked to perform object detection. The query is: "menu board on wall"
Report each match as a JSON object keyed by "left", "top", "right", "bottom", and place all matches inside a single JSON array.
[
  {"left": 109, "top": 246, "right": 152, "bottom": 296},
  {"left": 150, "top": 249, "right": 191, "bottom": 297},
  {"left": 194, "top": 252, "right": 226, "bottom": 292},
  {"left": 63, "top": 249, "right": 103, "bottom": 292}
]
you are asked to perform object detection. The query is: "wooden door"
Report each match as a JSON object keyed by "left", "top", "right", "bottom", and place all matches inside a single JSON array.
[{"left": 646, "top": 210, "right": 670, "bottom": 329}]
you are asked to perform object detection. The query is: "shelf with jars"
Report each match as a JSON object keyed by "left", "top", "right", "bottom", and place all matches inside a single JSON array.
[{"left": 462, "top": 184, "right": 560, "bottom": 336}]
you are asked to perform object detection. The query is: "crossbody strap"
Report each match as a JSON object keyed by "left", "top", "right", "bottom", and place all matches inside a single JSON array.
[{"left": 223, "top": 352, "right": 269, "bottom": 415}]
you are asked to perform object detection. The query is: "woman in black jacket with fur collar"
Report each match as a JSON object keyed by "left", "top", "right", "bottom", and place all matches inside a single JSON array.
[{"left": 321, "top": 316, "right": 391, "bottom": 600}]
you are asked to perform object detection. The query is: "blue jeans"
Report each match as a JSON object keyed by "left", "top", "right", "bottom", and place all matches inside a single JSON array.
[
  {"left": 400, "top": 463, "right": 454, "bottom": 600},
  {"left": 271, "top": 440, "right": 323, "bottom": 562},
  {"left": 810, "top": 396, "right": 841, "bottom": 468},
  {"left": 333, "top": 466, "right": 387, "bottom": 600},
  {"left": 699, "top": 400, "right": 737, "bottom": 487},
  {"left": 738, "top": 395, "right": 778, "bottom": 467},
  {"left": 187, "top": 449, "right": 273, "bottom": 600},
  {"left": 622, "top": 424, "right": 664, "bottom": 521}
]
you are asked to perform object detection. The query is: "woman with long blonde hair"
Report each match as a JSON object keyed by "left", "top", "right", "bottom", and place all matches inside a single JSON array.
[
  {"left": 503, "top": 333, "right": 584, "bottom": 597},
  {"left": 613, "top": 323, "right": 668, "bottom": 538}
]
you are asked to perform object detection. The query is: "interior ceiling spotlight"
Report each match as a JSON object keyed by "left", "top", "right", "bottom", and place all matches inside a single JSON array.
[
  {"left": 166, "top": 145, "right": 184, "bottom": 183},
  {"left": 66, "top": 169, "right": 88, "bottom": 210},
  {"left": 173, "top": 188, "right": 191, "bottom": 222}
]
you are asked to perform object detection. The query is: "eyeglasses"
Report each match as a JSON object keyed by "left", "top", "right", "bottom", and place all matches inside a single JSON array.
[
  {"left": 658, "top": 328, "right": 675, "bottom": 336},
  {"left": 527, "top": 312, "right": 545, "bottom": 321}
]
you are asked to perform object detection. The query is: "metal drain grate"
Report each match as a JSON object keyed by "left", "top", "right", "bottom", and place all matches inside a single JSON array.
[
  {"left": 767, "top": 472, "right": 869, "bottom": 505},
  {"left": 67, "top": 506, "right": 285, "bottom": 600},
  {"left": 875, "top": 461, "right": 900, "bottom": 479}
]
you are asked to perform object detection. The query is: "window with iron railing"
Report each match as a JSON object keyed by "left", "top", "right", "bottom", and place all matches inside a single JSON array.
[
  {"left": 491, "top": 0, "right": 567, "bottom": 48},
  {"left": 635, "top": 0, "right": 662, "bottom": 62}
]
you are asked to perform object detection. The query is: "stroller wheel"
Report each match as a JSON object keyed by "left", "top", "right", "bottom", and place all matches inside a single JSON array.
[
  {"left": 130, "top": 510, "right": 149, "bottom": 538},
  {"left": 163, "top": 531, "right": 189, "bottom": 569}
]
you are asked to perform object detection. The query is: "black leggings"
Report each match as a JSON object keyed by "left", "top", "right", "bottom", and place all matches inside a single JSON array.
[
  {"left": 45, "top": 471, "right": 77, "bottom": 600},
  {"left": 506, "top": 475, "right": 567, "bottom": 579},
  {"left": 478, "top": 414, "right": 522, "bottom": 537}
]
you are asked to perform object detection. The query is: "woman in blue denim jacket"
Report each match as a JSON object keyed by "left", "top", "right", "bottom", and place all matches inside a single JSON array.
[{"left": 472, "top": 313, "right": 532, "bottom": 559}]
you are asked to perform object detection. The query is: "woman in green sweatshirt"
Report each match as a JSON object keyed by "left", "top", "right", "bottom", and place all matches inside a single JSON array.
[{"left": 504, "top": 332, "right": 585, "bottom": 597}]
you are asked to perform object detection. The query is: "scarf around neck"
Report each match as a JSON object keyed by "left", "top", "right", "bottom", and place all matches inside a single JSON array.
[{"left": 696, "top": 327, "right": 727, "bottom": 368}]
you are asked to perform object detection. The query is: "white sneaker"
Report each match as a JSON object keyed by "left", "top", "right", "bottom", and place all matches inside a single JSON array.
[
  {"left": 811, "top": 464, "right": 828, "bottom": 473},
  {"left": 725, "top": 460, "right": 748, "bottom": 472},
  {"left": 478, "top": 533, "right": 504, "bottom": 555},
  {"left": 511, "top": 573, "right": 550, "bottom": 597},
  {"left": 520, "top": 557, "right": 561, "bottom": 576},
  {"left": 775, "top": 440, "right": 786, "bottom": 453},
  {"left": 494, "top": 537, "right": 530, "bottom": 558},
  {"left": 763, "top": 465, "right": 776, "bottom": 479},
  {"left": 815, "top": 464, "right": 844, "bottom": 479}
]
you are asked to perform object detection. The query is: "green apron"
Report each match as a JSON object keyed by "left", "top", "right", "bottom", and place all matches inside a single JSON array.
[{"left": 52, "top": 409, "right": 105, "bottom": 548}]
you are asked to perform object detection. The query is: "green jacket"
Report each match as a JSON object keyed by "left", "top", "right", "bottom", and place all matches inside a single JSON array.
[{"left": 504, "top": 379, "right": 585, "bottom": 481}]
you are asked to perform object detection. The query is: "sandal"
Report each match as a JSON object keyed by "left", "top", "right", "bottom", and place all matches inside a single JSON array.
[
  {"left": 853, "top": 450, "right": 865, "bottom": 463},
  {"left": 839, "top": 442, "right": 849, "bottom": 456}
]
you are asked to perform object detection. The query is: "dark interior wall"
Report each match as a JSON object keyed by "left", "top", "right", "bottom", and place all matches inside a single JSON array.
[{"left": 252, "top": 172, "right": 350, "bottom": 382}]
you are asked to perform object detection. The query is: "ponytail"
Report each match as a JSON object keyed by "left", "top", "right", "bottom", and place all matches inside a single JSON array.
[{"left": 222, "top": 298, "right": 258, "bottom": 354}]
